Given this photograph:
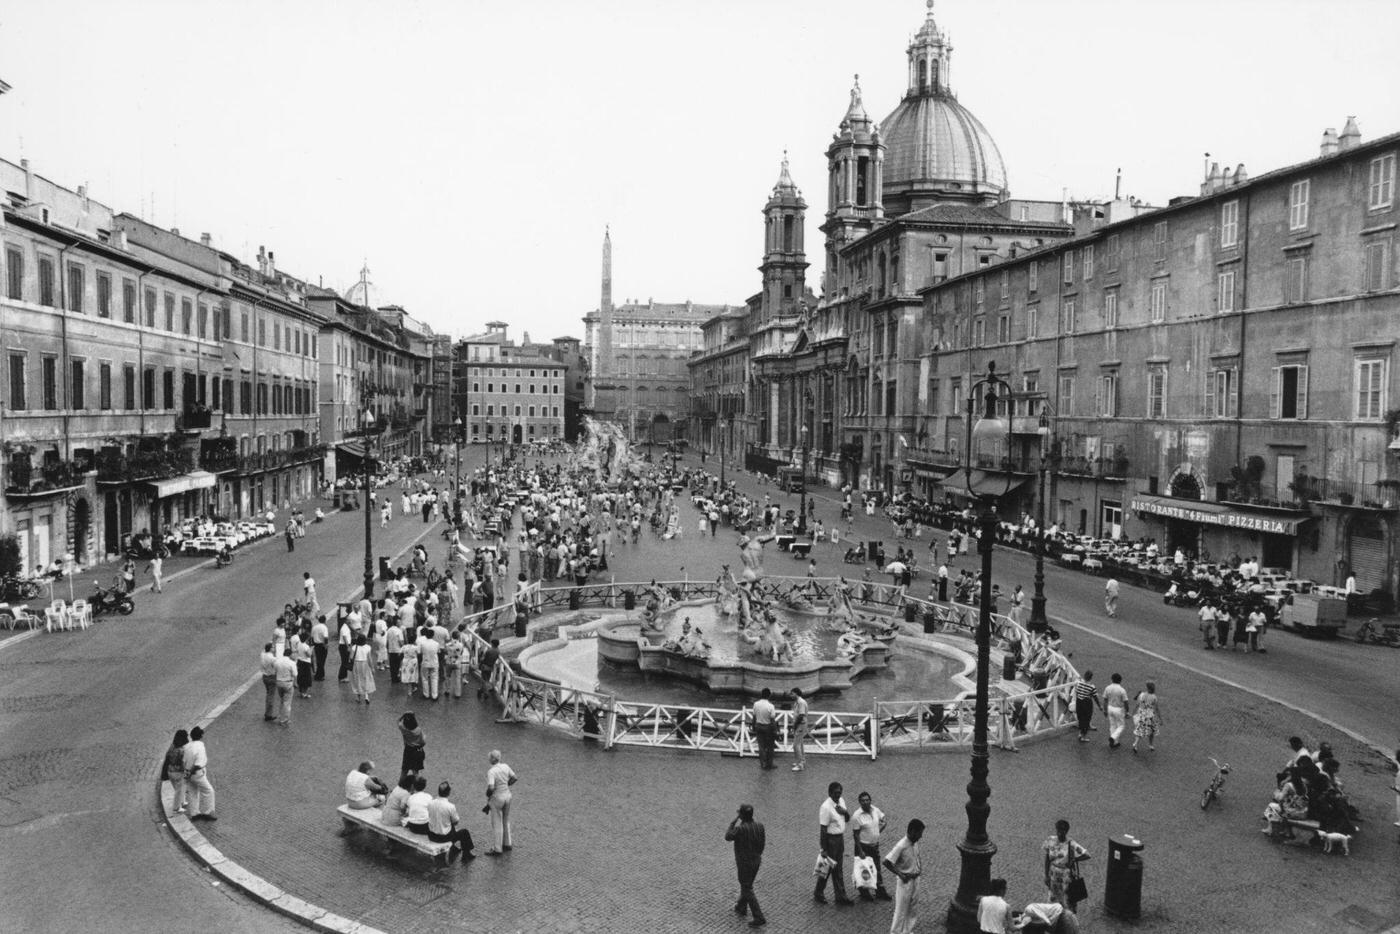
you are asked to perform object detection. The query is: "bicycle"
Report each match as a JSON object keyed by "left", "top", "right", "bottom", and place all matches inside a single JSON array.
[{"left": 1201, "top": 756, "right": 1231, "bottom": 810}]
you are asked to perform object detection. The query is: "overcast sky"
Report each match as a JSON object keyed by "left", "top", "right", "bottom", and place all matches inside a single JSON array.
[{"left": 3, "top": 0, "right": 1398, "bottom": 342}]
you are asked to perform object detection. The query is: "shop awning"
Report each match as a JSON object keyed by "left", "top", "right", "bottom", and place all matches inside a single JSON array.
[
  {"left": 1129, "top": 494, "right": 1310, "bottom": 536},
  {"left": 336, "top": 441, "right": 368, "bottom": 459},
  {"left": 939, "top": 468, "right": 1033, "bottom": 500},
  {"left": 148, "top": 470, "right": 217, "bottom": 498}
]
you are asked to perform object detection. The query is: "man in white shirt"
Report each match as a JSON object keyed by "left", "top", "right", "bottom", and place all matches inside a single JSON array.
[
  {"left": 751, "top": 689, "right": 777, "bottom": 771},
  {"left": 183, "top": 727, "right": 216, "bottom": 820},
  {"left": 977, "top": 878, "right": 1010, "bottom": 934},
  {"left": 310, "top": 615, "right": 330, "bottom": 682},
  {"left": 417, "top": 628, "right": 442, "bottom": 701},
  {"left": 337, "top": 616, "right": 354, "bottom": 682},
  {"left": 814, "top": 782, "right": 854, "bottom": 905},
  {"left": 302, "top": 572, "right": 318, "bottom": 614},
  {"left": 1103, "top": 578, "right": 1120, "bottom": 618},
  {"left": 344, "top": 761, "right": 388, "bottom": 810},
  {"left": 259, "top": 644, "right": 278, "bottom": 722},
  {"left": 273, "top": 648, "right": 297, "bottom": 725},
  {"left": 386, "top": 621, "right": 405, "bottom": 684},
  {"left": 426, "top": 781, "right": 475, "bottom": 860},
  {"left": 883, "top": 819, "right": 924, "bottom": 934},
  {"left": 850, "top": 791, "right": 890, "bottom": 901},
  {"left": 1102, "top": 673, "right": 1130, "bottom": 749}
]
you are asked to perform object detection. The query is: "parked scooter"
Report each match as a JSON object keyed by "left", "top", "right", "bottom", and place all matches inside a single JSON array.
[
  {"left": 91, "top": 581, "right": 135, "bottom": 616},
  {"left": 214, "top": 547, "right": 234, "bottom": 568}
]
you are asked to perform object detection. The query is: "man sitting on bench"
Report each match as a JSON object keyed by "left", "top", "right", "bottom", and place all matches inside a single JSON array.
[
  {"left": 426, "top": 781, "right": 476, "bottom": 861},
  {"left": 345, "top": 760, "right": 390, "bottom": 810}
]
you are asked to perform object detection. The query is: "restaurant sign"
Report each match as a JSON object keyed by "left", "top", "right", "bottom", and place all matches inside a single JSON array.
[{"left": 1130, "top": 497, "right": 1302, "bottom": 535}]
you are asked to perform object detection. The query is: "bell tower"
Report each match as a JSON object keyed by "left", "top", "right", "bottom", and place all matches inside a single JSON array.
[
  {"left": 820, "top": 75, "right": 884, "bottom": 296},
  {"left": 760, "top": 153, "right": 809, "bottom": 324}
]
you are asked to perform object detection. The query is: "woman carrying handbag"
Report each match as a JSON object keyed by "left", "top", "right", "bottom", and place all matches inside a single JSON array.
[{"left": 1042, "top": 818, "right": 1089, "bottom": 911}]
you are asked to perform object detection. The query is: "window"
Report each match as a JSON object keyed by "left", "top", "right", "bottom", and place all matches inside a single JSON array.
[
  {"left": 1097, "top": 373, "right": 1118, "bottom": 417},
  {"left": 41, "top": 356, "right": 57, "bottom": 410},
  {"left": 181, "top": 298, "right": 192, "bottom": 335},
  {"left": 144, "top": 287, "right": 157, "bottom": 327},
  {"left": 4, "top": 246, "right": 21, "bottom": 300},
  {"left": 1285, "top": 256, "right": 1308, "bottom": 303},
  {"left": 99, "top": 362, "right": 112, "bottom": 410},
  {"left": 528, "top": 405, "right": 535, "bottom": 417},
  {"left": 1062, "top": 251, "right": 1074, "bottom": 284},
  {"left": 514, "top": 404, "right": 521, "bottom": 416},
  {"left": 1027, "top": 305, "right": 1039, "bottom": 339},
  {"left": 1104, "top": 291, "right": 1119, "bottom": 328},
  {"left": 1220, "top": 200, "right": 1239, "bottom": 247},
  {"left": 1364, "top": 241, "right": 1388, "bottom": 291},
  {"left": 273, "top": 322, "right": 281, "bottom": 350},
  {"left": 122, "top": 279, "right": 136, "bottom": 323},
  {"left": 1217, "top": 270, "right": 1236, "bottom": 312},
  {"left": 66, "top": 262, "right": 84, "bottom": 312},
  {"left": 8, "top": 353, "right": 25, "bottom": 409},
  {"left": 97, "top": 272, "right": 112, "bottom": 318},
  {"left": 38, "top": 256, "right": 55, "bottom": 306},
  {"left": 240, "top": 310, "right": 250, "bottom": 343},
  {"left": 1152, "top": 221, "right": 1168, "bottom": 261},
  {"left": 1028, "top": 260, "right": 1038, "bottom": 293},
  {"left": 471, "top": 404, "right": 479, "bottom": 416},
  {"left": 1285, "top": 179, "right": 1310, "bottom": 231},
  {"left": 1206, "top": 368, "right": 1237, "bottom": 418},
  {"left": 1058, "top": 374, "right": 1076, "bottom": 416},
  {"left": 1271, "top": 364, "right": 1308, "bottom": 419},
  {"left": 70, "top": 358, "right": 85, "bottom": 409},
  {"left": 553, "top": 406, "right": 560, "bottom": 417},
  {"left": 1369, "top": 154, "right": 1395, "bottom": 210},
  {"left": 1105, "top": 234, "right": 1120, "bottom": 271},
  {"left": 1147, "top": 367, "right": 1166, "bottom": 418},
  {"left": 973, "top": 318, "right": 986, "bottom": 346},
  {"left": 1083, "top": 244, "right": 1095, "bottom": 280},
  {"left": 162, "top": 369, "right": 175, "bottom": 409},
  {"left": 123, "top": 364, "right": 136, "bottom": 410},
  {"left": 997, "top": 314, "right": 1010, "bottom": 343},
  {"left": 1355, "top": 358, "right": 1386, "bottom": 420},
  {"left": 197, "top": 302, "right": 208, "bottom": 338},
  {"left": 258, "top": 319, "right": 266, "bottom": 346},
  {"left": 1150, "top": 281, "right": 1167, "bottom": 322},
  {"left": 1061, "top": 299, "right": 1076, "bottom": 334},
  {"left": 163, "top": 293, "right": 175, "bottom": 331},
  {"left": 486, "top": 404, "right": 494, "bottom": 417},
  {"left": 974, "top": 277, "right": 984, "bottom": 305},
  {"left": 1000, "top": 271, "right": 1009, "bottom": 299}
]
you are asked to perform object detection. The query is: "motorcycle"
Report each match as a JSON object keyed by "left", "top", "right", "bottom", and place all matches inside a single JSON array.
[
  {"left": 215, "top": 550, "right": 234, "bottom": 568},
  {"left": 91, "top": 582, "right": 136, "bottom": 616},
  {"left": 1354, "top": 618, "right": 1400, "bottom": 647},
  {"left": 1, "top": 575, "right": 42, "bottom": 600}
]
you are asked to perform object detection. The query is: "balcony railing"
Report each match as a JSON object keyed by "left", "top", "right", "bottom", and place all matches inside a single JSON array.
[
  {"left": 199, "top": 448, "right": 240, "bottom": 473},
  {"left": 176, "top": 405, "right": 213, "bottom": 432},
  {"left": 235, "top": 444, "right": 327, "bottom": 475},
  {"left": 1293, "top": 476, "right": 1399, "bottom": 509},
  {"left": 5, "top": 456, "right": 89, "bottom": 495},
  {"left": 905, "top": 447, "right": 962, "bottom": 469},
  {"left": 1057, "top": 454, "right": 1131, "bottom": 479},
  {"left": 97, "top": 448, "right": 195, "bottom": 483}
]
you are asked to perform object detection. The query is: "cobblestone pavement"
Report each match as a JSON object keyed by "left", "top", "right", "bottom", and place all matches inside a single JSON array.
[
  {"left": 4, "top": 450, "right": 1398, "bottom": 933},
  {"left": 191, "top": 451, "right": 1399, "bottom": 934}
]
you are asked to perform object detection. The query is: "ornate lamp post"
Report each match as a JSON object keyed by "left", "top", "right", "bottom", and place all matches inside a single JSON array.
[
  {"left": 797, "top": 424, "right": 810, "bottom": 535},
  {"left": 947, "top": 360, "right": 1014, "bottom": 933},
  {"left": 1028, "top": 400, "right": 1057, "bottom": 634},
  {"left": 718, "top": 417, "right": 729, "bottom": 488},
  {"left": 359, "top": 386, "right": 380, "bottom": 602}
]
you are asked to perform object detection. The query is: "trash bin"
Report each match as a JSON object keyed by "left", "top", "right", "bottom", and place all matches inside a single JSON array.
[
  {"left": 378, "top": 556, "right": 392, "bottom": 581},
  {"left": 1104, "top": 833, "right": 1144, "bottom": 919},
  {"left": 867, "top": 541, "right": 883, "bottom": 566},
  {"left": 1002, "top": 655, "right": 1018, "bottom": 681},
  {"left": 569, "top": 588, "right": 581, "bottom": 610},
  {"left": 922, "top": 610, "right": 937, "bottom": 634},
  {"left": 623, "top": 590, "right": 636, "bottom": 611},
  {"left": 904, "top": 602, "right": 917, "bottom": 622}
]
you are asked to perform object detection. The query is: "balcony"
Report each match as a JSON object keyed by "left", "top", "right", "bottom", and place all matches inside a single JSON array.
[
  {"left": 1292, "top": 476, "right": 1399, "bottom": 511},
  {"left": 199, "top": 444, "right": 239, "bottom": 474},
  {"left": 176, "top": 404, "right": 214, "bottom": 432},
  {"left": 1057, "top": 453, "right": 1131, "bottom": 480},
  {"left": 905, "top": 446, "right": 962, "bottom": 469},
  {"left": 97, "top": 448, "right": 195, "bottom": 484},
  {"left": 234, "top": 444, "right": 327, "bottom": 475},
  {"left": 5, "top": 456, "right": 89, "bottom": 498}
]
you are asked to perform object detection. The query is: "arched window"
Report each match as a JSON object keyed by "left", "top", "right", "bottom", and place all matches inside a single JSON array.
[
  {"left": 918, "top": 59, "right": 928, "bottom": 89},
  {"left": 783, "top": 215, "right": 794, "bottom": 252}
]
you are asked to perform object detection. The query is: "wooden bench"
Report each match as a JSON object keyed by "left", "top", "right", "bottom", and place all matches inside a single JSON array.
[{"left": 336, "top": 804, "right": 452, "bottom": 863}]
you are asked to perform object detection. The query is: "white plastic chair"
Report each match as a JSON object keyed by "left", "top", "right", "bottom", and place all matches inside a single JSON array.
[
  {"left": 11, "top": 604, "right": 39, "bottom": 630},
  {"left": 69, "top": 598, "right": 91, "bottom": 630},
  {"left": 46, "top": 601, "right": 68, "bottom": 633}
]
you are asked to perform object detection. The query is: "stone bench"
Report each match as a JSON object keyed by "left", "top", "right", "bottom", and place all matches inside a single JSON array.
[
  {"left": 337, "top": 804, "right": 452, "bottom": 863},
  {"left": 1261, "top": 814, "right": 1323, "bottom": 846}
]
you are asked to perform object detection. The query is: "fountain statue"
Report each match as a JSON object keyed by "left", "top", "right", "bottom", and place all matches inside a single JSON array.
[
  {"left": 737, "top": 532, "right": 774, "bottom": 583},
  {"left": 573, "top": 417, "right": 644, "bottom": 485}
]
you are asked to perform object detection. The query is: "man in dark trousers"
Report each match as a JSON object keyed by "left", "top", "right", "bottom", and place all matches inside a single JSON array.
[{"left": 724, "top": 803, "right": 767, "bottom": 927}]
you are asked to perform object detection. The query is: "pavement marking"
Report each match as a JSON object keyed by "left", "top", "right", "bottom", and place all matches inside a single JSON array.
[
  {"left": 1050, "top": 612, "right": 1388, "bottom": 756},
  {"left": 0, "top": 628, "right": 43, "bottom": 653}
]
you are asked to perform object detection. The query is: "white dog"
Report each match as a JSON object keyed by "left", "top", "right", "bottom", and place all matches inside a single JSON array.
[{"left": 1319, "top": 831, "right": 1351, "bottom": 855}]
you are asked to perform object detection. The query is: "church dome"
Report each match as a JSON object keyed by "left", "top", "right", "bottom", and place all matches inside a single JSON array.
[
  {"left": 881, "top": 96, "right": 1006, "bottom": 198},
  {"left": 880, "top": 1, "right": 1008, "bottom": 212}
]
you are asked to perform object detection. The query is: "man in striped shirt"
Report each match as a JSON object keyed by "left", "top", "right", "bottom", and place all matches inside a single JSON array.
[{"left": 1074, "top": 671, "right": 1103, "bottom": 743}]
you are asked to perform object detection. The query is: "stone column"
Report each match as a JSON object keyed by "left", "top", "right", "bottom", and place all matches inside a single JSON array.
[{"left": 770, "top": 382, "right": 780, "bottom": 448}]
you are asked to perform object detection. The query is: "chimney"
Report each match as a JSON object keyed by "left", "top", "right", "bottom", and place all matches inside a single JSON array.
[
  {"left": 1234, "top": 163, "right": 1248, "bottom": 185},
  {"left": 77, "top": 184, "right": 90, "bottom": 213},
  {"left": 1339, "top": 116, "right": 1361, "bottom": 151},
  {"left": 171, "top": 227, "right": 180, "bottom": 237},
  {"left": 268, "top": 250, "right": 276, "bottom": 272},
  {"left": 115, "top": 229, "right": 128, "bottom": 250},
  {"left": 20, "top": 157, "right": 32, "bottom": 201},
  {"left": 200, "top": 232, "right": 211, "bottom": 247},
  {"left": 1320, "top": 128, "right": 1339, "bottom": 157},
  {"left": 257, "top": 245, "right": 267, "bottom": 276},
  {"left": 1114, "top": 167, "right": 1122, "bottom": 200}
]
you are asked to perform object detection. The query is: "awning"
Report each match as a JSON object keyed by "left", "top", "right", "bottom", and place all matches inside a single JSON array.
[
  {"left": 148, "top": 470, "right": 217, "bottom": 498},
  {"left": 938, "top": 468, "right": 1034, "bottom": 500},
  {"left": 336, "top": 441, "right": 368, "bottom": 459},
  {"left": 1129, "top": 494, "right": 1310, "bottom": 536}
]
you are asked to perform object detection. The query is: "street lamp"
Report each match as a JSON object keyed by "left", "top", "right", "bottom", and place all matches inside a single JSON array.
[
  {"left": 453, "top": 416, "right": 463, "bottom": 501},
  {"left": 718, "top": 417, "right": 729, "bottom": 488},
  {"left": 1028, "top": 400, "right": 1057, "bottom": 635},
  {"left": 947, "top": 360, "right": 1014, "bottom": 934},
  {"left": 359, "top": 390, "right": 379, "bottom": 602},
  {"left": 797, "top": 423, "right": 810, "bottom": 535}
]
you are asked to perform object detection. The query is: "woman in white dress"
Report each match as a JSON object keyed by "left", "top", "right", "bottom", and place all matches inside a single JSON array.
[{"left": 349, "top": 634, "right": 376, "bottom": 704}]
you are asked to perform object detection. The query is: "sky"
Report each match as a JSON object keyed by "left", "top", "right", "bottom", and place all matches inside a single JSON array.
[{"left": 3, "top": 0, "right": 1399, "bottom": 343}]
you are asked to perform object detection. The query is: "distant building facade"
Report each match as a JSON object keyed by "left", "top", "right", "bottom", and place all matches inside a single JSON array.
[{"left": 459, "top": 323, "right": 565, "bottom": 445}]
